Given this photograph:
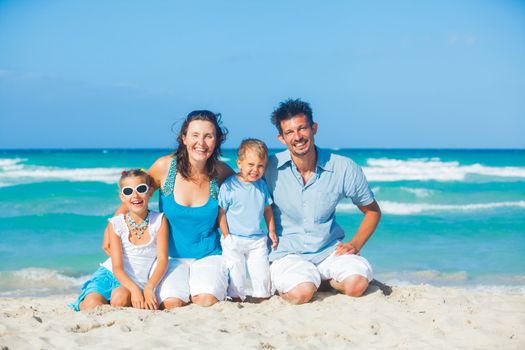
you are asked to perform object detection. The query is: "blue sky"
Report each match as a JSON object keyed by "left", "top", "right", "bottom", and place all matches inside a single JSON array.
[{"left": 1, "top": 0, "right": 524, "bottom": 149}]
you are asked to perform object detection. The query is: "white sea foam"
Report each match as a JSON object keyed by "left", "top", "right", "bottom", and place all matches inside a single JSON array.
[
  {"left": 376, "top": 270, "right": 525, "bottom": 292},
  {"left": 337, "top": 200, "right": 525, "bottom": 215},
  {"left": 0, "top": 268, "right": 89, "bottom": 297},
  {"left": 0, "top": 158, "right": 121, "bottom": 187},
  {"left": 400, "top": 187, "right": 435, "bottom": 198},
  {"left": 376, "top": 270, "right": 525, "bottom": 294},
  {"left": 0, "top": 157, "right": 27, "bottom": 171},
  {"left": 363, "top": 157, "right": 525, "bottom": 182},
  {"left": 378, "top": 270, "right": 469, "bottom": 285}
]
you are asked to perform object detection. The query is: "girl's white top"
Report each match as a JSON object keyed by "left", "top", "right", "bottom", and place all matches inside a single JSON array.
[{"left": 101, "top": 211, "right": 163, "bottom": 288}]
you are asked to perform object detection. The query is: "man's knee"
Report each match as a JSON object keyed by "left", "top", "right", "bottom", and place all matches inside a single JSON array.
[
  {"left": 339, "top": 275, "right": 369, "bottom": 297},
  {"left": 160, "top": 297, "right": 187, "bottom": 310},
  {"left": 281, "top": 282, "right": 317, "bottom": 305},
  {"left": 191, "top": 294, "right": 219, "bottom": 307}
]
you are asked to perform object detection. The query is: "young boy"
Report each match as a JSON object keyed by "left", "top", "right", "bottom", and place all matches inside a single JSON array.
[{"left": 218, "top": 139, "right": 278, "bottom": 300}]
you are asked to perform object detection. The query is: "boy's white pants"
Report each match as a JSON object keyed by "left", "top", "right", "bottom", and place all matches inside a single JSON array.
[{"left": 221, "top": 235, "right": 271, "bottom": 300}]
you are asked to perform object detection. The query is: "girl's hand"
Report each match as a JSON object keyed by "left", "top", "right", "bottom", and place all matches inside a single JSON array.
[
  {"left": 130, "top": 287, "right": 146, "bottom": 309},
  {"left": 143, "top": 285, "right": 158, "bottom": 310},
  {"left": 269, "top": 231, "right": 279, "bottom": 249}
]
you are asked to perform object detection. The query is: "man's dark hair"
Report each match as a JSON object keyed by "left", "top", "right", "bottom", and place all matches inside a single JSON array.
[{"left": 270, "top": 98, "right": 314, "bottom": 135}]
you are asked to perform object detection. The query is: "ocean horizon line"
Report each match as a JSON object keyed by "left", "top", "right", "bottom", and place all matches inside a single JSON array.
[{"left": 1, "top": 147, "right": 524, "bottom": 152}]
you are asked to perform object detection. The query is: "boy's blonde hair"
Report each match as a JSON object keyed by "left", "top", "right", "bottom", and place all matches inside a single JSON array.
[{"left": 237, "top": 138, "right": 268, "bottom": 162}]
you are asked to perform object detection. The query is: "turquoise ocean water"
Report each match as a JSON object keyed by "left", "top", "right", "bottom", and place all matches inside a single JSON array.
[{"left": 0, "top": 149, "right": 524, "bottom": 296}]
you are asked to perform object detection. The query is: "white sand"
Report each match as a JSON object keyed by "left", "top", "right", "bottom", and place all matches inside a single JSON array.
[{"left": 1, "top": 284, "right": 524, "bottom": 349}]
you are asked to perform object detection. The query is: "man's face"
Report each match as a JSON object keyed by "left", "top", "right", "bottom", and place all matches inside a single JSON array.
[{"left": 278, "top": 114, "right": 318, "bottom": 157}]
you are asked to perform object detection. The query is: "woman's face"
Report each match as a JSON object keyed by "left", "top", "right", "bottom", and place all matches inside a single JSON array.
[{"left": 182, "top": 120, "right": 217, "bottom": 163}]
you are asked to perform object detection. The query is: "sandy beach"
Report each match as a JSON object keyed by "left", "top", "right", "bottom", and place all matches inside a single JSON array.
[{"left": 1, "top": 283, "right": 523, "bottom": 349}]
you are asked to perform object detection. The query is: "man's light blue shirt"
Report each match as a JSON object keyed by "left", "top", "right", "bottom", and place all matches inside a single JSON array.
[
  {"left": 218, "top": 175, "right": 273, "bottom": 238},
  {"left": 264, "top": 147, "right": 375, "bottom": 264}
]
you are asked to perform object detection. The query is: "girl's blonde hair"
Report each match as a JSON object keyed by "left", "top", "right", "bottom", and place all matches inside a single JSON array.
[{"left": 119, "top": 169, "right": 154, "bottom": 187}]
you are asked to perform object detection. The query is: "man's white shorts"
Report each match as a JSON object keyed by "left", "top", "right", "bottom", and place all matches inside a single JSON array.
[
  {"left": 270, "top": 252, "right": 374, "bottom": 294},
  {"left": 221, "top": 235, "right": 271, "bottom": 299},
  {"left": 154, "top": 255, "right": 229, "bottom": 303}
]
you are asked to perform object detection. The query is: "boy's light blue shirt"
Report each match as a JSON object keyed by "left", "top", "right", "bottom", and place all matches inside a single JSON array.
[
  {"left": 218, "top": 175, "right": 273, "bottom": 238},
  {"left": 264, "top": 147, "right": 375, "bottom": 264}
]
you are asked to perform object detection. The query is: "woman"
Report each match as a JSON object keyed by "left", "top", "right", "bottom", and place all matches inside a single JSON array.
[{"left": 103, "top": 110, "right": 234, "bottom": 308}]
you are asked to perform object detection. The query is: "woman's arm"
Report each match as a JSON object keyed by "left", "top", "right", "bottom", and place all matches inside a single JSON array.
[
  {"left": 102, "top": 206, "right": 126, "bottom": 256},
  {"left": 143, "top": 216, "right": 169, "bottom": 310},
  {"left": 109, "top": 223, "right": 145, "bottom": 309},
  {"left": 217, "top": 161, "right": 235, "bottom": 185}
]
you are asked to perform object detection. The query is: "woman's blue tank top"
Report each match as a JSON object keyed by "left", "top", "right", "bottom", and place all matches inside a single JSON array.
[{"left": 159, "top": 157, "right": 222, "bottom": 259}]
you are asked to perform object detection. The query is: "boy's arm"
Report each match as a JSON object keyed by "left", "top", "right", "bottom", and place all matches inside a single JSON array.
[
  {"left": 109, "top": 224, "right": 145, "bottom": 309},
  {"left": 263, "top": 205, "right": 278, "bottom": 248},
  {"left": 217, "top": 207, "right": 230, "bottom": 238},
  {"left": 143, "top": 216, "right": 169, "bottom": 310}
]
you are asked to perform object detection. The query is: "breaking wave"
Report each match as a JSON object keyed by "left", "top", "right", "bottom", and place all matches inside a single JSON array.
[
  {"left": 337, "top": 200, "right": 525, "bottom": 215},
  {"left": 363, "top": 158, "right": 525, "bottom": 182},
  {"left": 0, "top": 158, "right": 121, "bottom": 187},
  {"left": 0, "top": 268, "right": 89, "bottom": 297}
]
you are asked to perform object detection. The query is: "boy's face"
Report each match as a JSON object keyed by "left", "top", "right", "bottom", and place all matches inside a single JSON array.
[{"left": 236, "top": 149, "right": 267, "bottom": 183}]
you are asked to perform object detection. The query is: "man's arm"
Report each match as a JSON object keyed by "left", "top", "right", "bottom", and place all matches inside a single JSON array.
[{"left": 335, "top": 200, "right": 381, "bottom": 255}]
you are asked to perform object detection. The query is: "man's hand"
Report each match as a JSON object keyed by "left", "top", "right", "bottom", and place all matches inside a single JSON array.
[
  {"left": 269, "top": 231, "right": 279, "bottom": 249},
  {"left": 335, "top": 241, "right": 359, "bottom": 256}
]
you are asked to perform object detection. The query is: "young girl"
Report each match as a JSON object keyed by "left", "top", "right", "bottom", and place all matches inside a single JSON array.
[
  {"left": 71, "top": 169, "right": 169, "bottom": 311},
  {"left": 218, "top": 139, "right": 278, "bottom": 301}
]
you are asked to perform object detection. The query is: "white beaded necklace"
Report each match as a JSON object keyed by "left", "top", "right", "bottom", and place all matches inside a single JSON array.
[{"left": 126, "top": 210, "right": 150, "bottom": 240}]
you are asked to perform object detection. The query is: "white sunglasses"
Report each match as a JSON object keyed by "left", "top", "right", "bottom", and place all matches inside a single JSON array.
[{"left": 121, "top": 183, "right": 149, "bottom": 196}]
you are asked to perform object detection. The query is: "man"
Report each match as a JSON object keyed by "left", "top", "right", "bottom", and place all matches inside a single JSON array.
[{"left": 264, "top": 99, "right": 381, "bottom": 304}]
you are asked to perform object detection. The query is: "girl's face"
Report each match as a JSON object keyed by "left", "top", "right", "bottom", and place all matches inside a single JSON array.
[
  {"left": 237, "top": 149, "right": 267, "bottom": 183},
  {"left": 182, "top": 120, "right": 217, "bottom": 163},
  {"left": 119, "top": 176, "right": 151, "bottom": 215}
]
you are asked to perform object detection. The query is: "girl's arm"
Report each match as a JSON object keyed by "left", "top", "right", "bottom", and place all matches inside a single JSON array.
[
  {"left": 143, "top": 216, "right": 169, "bottom": 310},
  {"left": 109, "top": 223, "right": 145, "bottom": 309},
  {"left": 264, "top": 205, "right": 278, "bottom": 248},
  {"left": 102, "top": 156, "right": 168, "bottom": 255}
]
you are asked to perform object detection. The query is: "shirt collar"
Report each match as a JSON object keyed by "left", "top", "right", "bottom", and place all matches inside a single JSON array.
[{"left": 275, "top": 147, "right": 333, "bottom": 172}]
